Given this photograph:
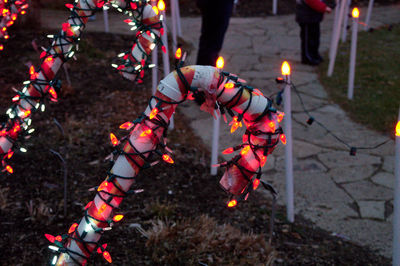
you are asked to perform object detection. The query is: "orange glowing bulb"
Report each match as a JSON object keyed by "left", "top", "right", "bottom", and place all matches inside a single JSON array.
[
  {"left": 352, "top": 7, "right": 359, "bottom": 18},
  {"left": 227, "top": 199, "right": 237, "bottom": 208},
  {"left": 5, "top": 165, "right": 13, "bottom": 174},
  {"left": 222, "top": 147, "right": 234, "bottom": 154},
  {"left": 45, "top": 233, "right": 55, "bottom": 243},
  {"left": 253, "top": 179, "right": 260, "bottom": 190},
  {"left": 119, "top": 121, "right": 133, "bottom": 130},
  {"left": 29, "top": 65, "right": 35, "bottom": 75},
  {"left": 240, "top": 145, "right": 251, "bottom": 156},
  {"left": 110, "top": 133, "right": 119, "bottom": 146},
  {"left": 396, "top": 121, "right": 400, "bottom": 137},
  {"left": 268, "top": 121, "right": 275, "bottom": 133},
  {"left": 280, "top": 134, "right": 287, "bottom": 145},
  {"left": 230, "top": 116, "right": 242, "bottom": 133},
  {"left": 216, "top": 56, "right": 224, "bottom": 69},
  {"left": 277, "top": 111, "right": 285, "bottom": 123},
  {"left": 281, "top": 61, "right": 291, "bottom": 76},
  {"left": 7, "top": 151, "right": 14, "bottom": 159},
  {"left": 260, "top": 155, "right": 267, "bottom": 167},
  {"left": 98, "top": 204, "right": 107, "bottom": 215},
  {"left": 149, "top": 108, "right": 159, "bottom": 119},
  {"left": 0, "top": 44, "right": 3, "bottom": 51},
  {"left": 224, "top": 83, "right": 234, "bottom": 89},
  {"left": 175, "top": 47, "right": 182, "bottom": 59},
  {"left": 98, "top": 181, "right": 108, "bottom": 192},
  {"left": 55, "top": 235, "right": 62, "bottom": 242},
  {"left": 162, "top": 154, "right": 174, "bottom": 164},
  {"left": 157, "top": 0, "right": 165, "bottom": 11},
  {"left": 140, "top": 128, "right": 152, "bottom": 137},
  {"left": 103, "top": 251, "right": 112, "bottom": 263},
  {"left": 112, "top": 214, "right": 124, "bottom": 222},
  {"left": 152, "top": 6, "right": 159, "bottom": 15},
  {"left": 24, "top": 110, "right": 31, "bottom": 118},
  {"left": 68, "top": 223, "right": 78, "bottom": 234}
]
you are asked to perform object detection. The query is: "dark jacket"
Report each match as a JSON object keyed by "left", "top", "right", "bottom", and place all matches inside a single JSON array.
[{"left": 296, "top": 0, "right": 327, "bottom": 24}]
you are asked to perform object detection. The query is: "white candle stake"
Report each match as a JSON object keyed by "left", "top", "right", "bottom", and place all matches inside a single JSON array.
[
  {"left": 282, "top": 61, "right": 294, "bottom": 223},
  {"left": 103, "top": 8, "right": 109, "bottom": 33},
  {"left": 393, "top": 108, "right": 400, "bottom": 266},
  {"left": 341, "top": 0, "right": 351, "bottom": 42},
  {"left": 273, "top": 0, "right": 278, "bottom": 15},
  {"left": 364, "top": 0, "right": 374, "bottom": 31},
  {"left": 347, "top": 8, "right": 359, "bottom": 100},
  {"left": 211, "top": 115, "right": 220, "bottom": 175},
  {"left": 328, "top": 0, "right": 347, "bottom": 76},
  {"left": 151, "top": 46, "right": 158, "bottom": 95}
]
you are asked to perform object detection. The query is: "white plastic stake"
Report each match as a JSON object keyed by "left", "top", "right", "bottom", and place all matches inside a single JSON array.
[
  {"left": 282, "top": 61, "right": 294, "bottom": 223},
  {"left": 103, "top": 8, "right": 109, "bottom": 33},
  {"left": 347, "top": 8, "right": 359, "bottom": 100},
  {"left": 329, "top": 0, "right": 341, "bottom": 60},
  {"left": 328, "top": 0, "right": 347, "bottom": 76},
  {"left": 211, "top": 115, "right": 220, "bottom": 175},
  {"left": 160, "top": 10, "right": 174, "bottom": 129},
  {"left": 272, "top": 0, "right": 278, "bottom": 15},
  {"left": 151, "top": 46, "right": 158, "bottom": 95},
  {"left": 341, "top": 0, "right": 351, "bottom": 42},
  {"left": 364, "top": 0, "right": 374, "bottom": 31},
  {"left": 393, "top": 108, "right": 400, "bottom": 266},
  {"left": 170, "top": 0, "right": 177, "bottom": 53},
  {"left": 174, "top": 0, "right": 182, "bottom": 36}
]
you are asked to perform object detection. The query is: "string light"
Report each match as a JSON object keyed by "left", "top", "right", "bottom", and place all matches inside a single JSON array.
[
  {"left": 0, "top": 0, "right": 163, "bottom": 174},
  {"left": 0, "top": 0, "right": 29, "bottom": 50}
]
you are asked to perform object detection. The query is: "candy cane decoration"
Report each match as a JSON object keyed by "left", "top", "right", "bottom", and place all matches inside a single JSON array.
[
  {"left": 46, "top": 65, "right": 284, "bottom": 265},
  {"left": 0, "top": 0, "right": 29, "bottom": 51},
  {"left": 0, "top": 0, "right": 163, "bottom": 173}
]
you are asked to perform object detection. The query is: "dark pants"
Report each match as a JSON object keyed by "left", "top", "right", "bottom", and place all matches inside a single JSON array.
[
  {"left": 196, "top": 0, "right": 234, "bottom": 66},
  {"left": 299, "top": 22, "right": 321, "bottom": 61}
]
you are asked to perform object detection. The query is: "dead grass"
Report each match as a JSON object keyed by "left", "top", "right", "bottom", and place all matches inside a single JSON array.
[{"left": 145, "top": 215, "right": 276, "bottom": 265}]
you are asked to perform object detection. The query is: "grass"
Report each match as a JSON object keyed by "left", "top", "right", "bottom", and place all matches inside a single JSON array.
[{"left": 319, "top": 24, "right": 400, "bottom": 134}]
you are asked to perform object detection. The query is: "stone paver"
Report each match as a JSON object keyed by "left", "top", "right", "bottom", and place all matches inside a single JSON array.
[{"left": 40, "top": 4, "right": 400, "bottom": 258}]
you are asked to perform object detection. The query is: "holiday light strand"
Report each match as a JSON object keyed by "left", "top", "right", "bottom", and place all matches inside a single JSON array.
[
  {"left": 0, "top": 0, "right": 29, "bottom": 51},
  {"left": 0, "top": 0, "right": 163, "bottom": 174},
  {"left": 46, "top": 63, "right": 283, "bottom": 265}
]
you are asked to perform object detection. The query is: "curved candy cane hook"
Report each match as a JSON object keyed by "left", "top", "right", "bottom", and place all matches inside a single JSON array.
[{"left": 48, "top": 65, "right": 284, "bottom": 265}]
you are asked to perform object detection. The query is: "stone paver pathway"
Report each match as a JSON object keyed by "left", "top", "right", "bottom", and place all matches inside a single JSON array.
[{"left": 41, "top": 4, "right": 400, "bottom": 257}]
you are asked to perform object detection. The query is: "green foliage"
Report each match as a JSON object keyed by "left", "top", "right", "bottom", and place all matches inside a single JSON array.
[{"left": 319, "top": 24, "right": 400, "bottom": 133}]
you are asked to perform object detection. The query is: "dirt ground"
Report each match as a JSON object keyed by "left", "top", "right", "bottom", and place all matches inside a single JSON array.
[{"left": 0, "top": 27, "right": 391, "bottom": 265}]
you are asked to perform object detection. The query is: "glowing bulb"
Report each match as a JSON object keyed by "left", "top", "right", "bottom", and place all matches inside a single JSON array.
[
  {"left": 103, "top": 251, "right": 112, "bottom": 263},
  {"left": 224, "top": 83, "right": 234, "bottom": 89},
  {"left": 152, "top": 6, "right": 159, "bottom": 15},
  {"left": 98, "top": 204, "right": 107, "bottom": 215},
  {"left": 277, "top": 111, "right": 285, "bottom": 123},
  {"left": 229, "top": 116, "right": 242, "bottom": 133},
  {"left": 149, "top": 108, "right": 159, "bottom": 119},
  {"left": 280, "top": 134, "right": 287, "bottom": 145},
  {"left": 157, "top": 0, "right": 165, "bottom": 11},
  {"left": 109, "top": 133, "right": 119, "bottom": 146},
  {"left": 396, "top": 121, "right": 400, "bottom": 137},
  {"left": 222, "top": 147, "right": 234, "bottom": 154},
  {"left": 253, "top": 179, "right": 260, "bottom": 190},
  {"left": 162, "top": 154, "right": 174, "bottom": 164},
  {"left": 68, "top": 223, "right": 78, "bottom": 234},
  {"left": 112, "top": 214, "right": 124, "bottom": 222},
  {"left": 216, "top": 56, "right": 224, "bottom": 69},
  {"left": 98, "top": 181, "right": 108, "bottom": 191},
  {"left": 268, "top": 121, "right": 275, "bottom": 133},
  {"left": 352, "top": 7, "right": 359, "bottom": 18},
  {"left": 45, "top": 233, "right": 55, "bottom": 243},
  {"left": 227, "top": 199, "right": 237, "bottom": 208},
  {"left": 119, "top": 121, "right": 133, "bottom": 130},
  {"left": 5, "top": 165, "right": 13, "bottom": 174},
  {"left": 140, "top": 128, "right": 152, "bottom": 137},
  {"left": 175, "top": 47, "right": 182, "bottom": 59},
  {"left": 281, "top": 61, "right": 291, "bottom": 76},
  {"left": 240, "top": 145, "right": 251, "bottom": 156}
]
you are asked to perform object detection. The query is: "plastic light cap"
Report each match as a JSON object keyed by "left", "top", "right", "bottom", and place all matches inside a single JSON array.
[
  {"left": 281, "top": 61, "right": 290, "bottom": 75},
  {"left": 216, "top": 56, "right": 224, "bottom": 69},
  {"left": 352, "top": 8, "right": 359, "bottom": 18}
]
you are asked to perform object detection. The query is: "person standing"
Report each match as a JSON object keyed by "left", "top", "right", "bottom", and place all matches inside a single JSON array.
[
  {"left": 196, "top": 0, "right": 234, "bottom": 66},
  {"left": 296, "top": 0, "right": 332, "bottom": 65}
]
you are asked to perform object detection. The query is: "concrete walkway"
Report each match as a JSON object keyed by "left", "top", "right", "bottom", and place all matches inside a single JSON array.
[{"left": 41, "top": 4, "right": 400, "bottom": 257}]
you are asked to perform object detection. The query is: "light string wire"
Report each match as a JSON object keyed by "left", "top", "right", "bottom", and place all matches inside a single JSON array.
[
  {"left": 48, "top": 61, "right": 283, "bottom": 264},
  {"left": 277, "top": 81, "right": 391, "bottom": 155},
  {"left": 0, "top": 0, "right": 29, "bottom": 50},
  {"left": 0, "top": 0, "right": 163, "bottom": 174}
]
